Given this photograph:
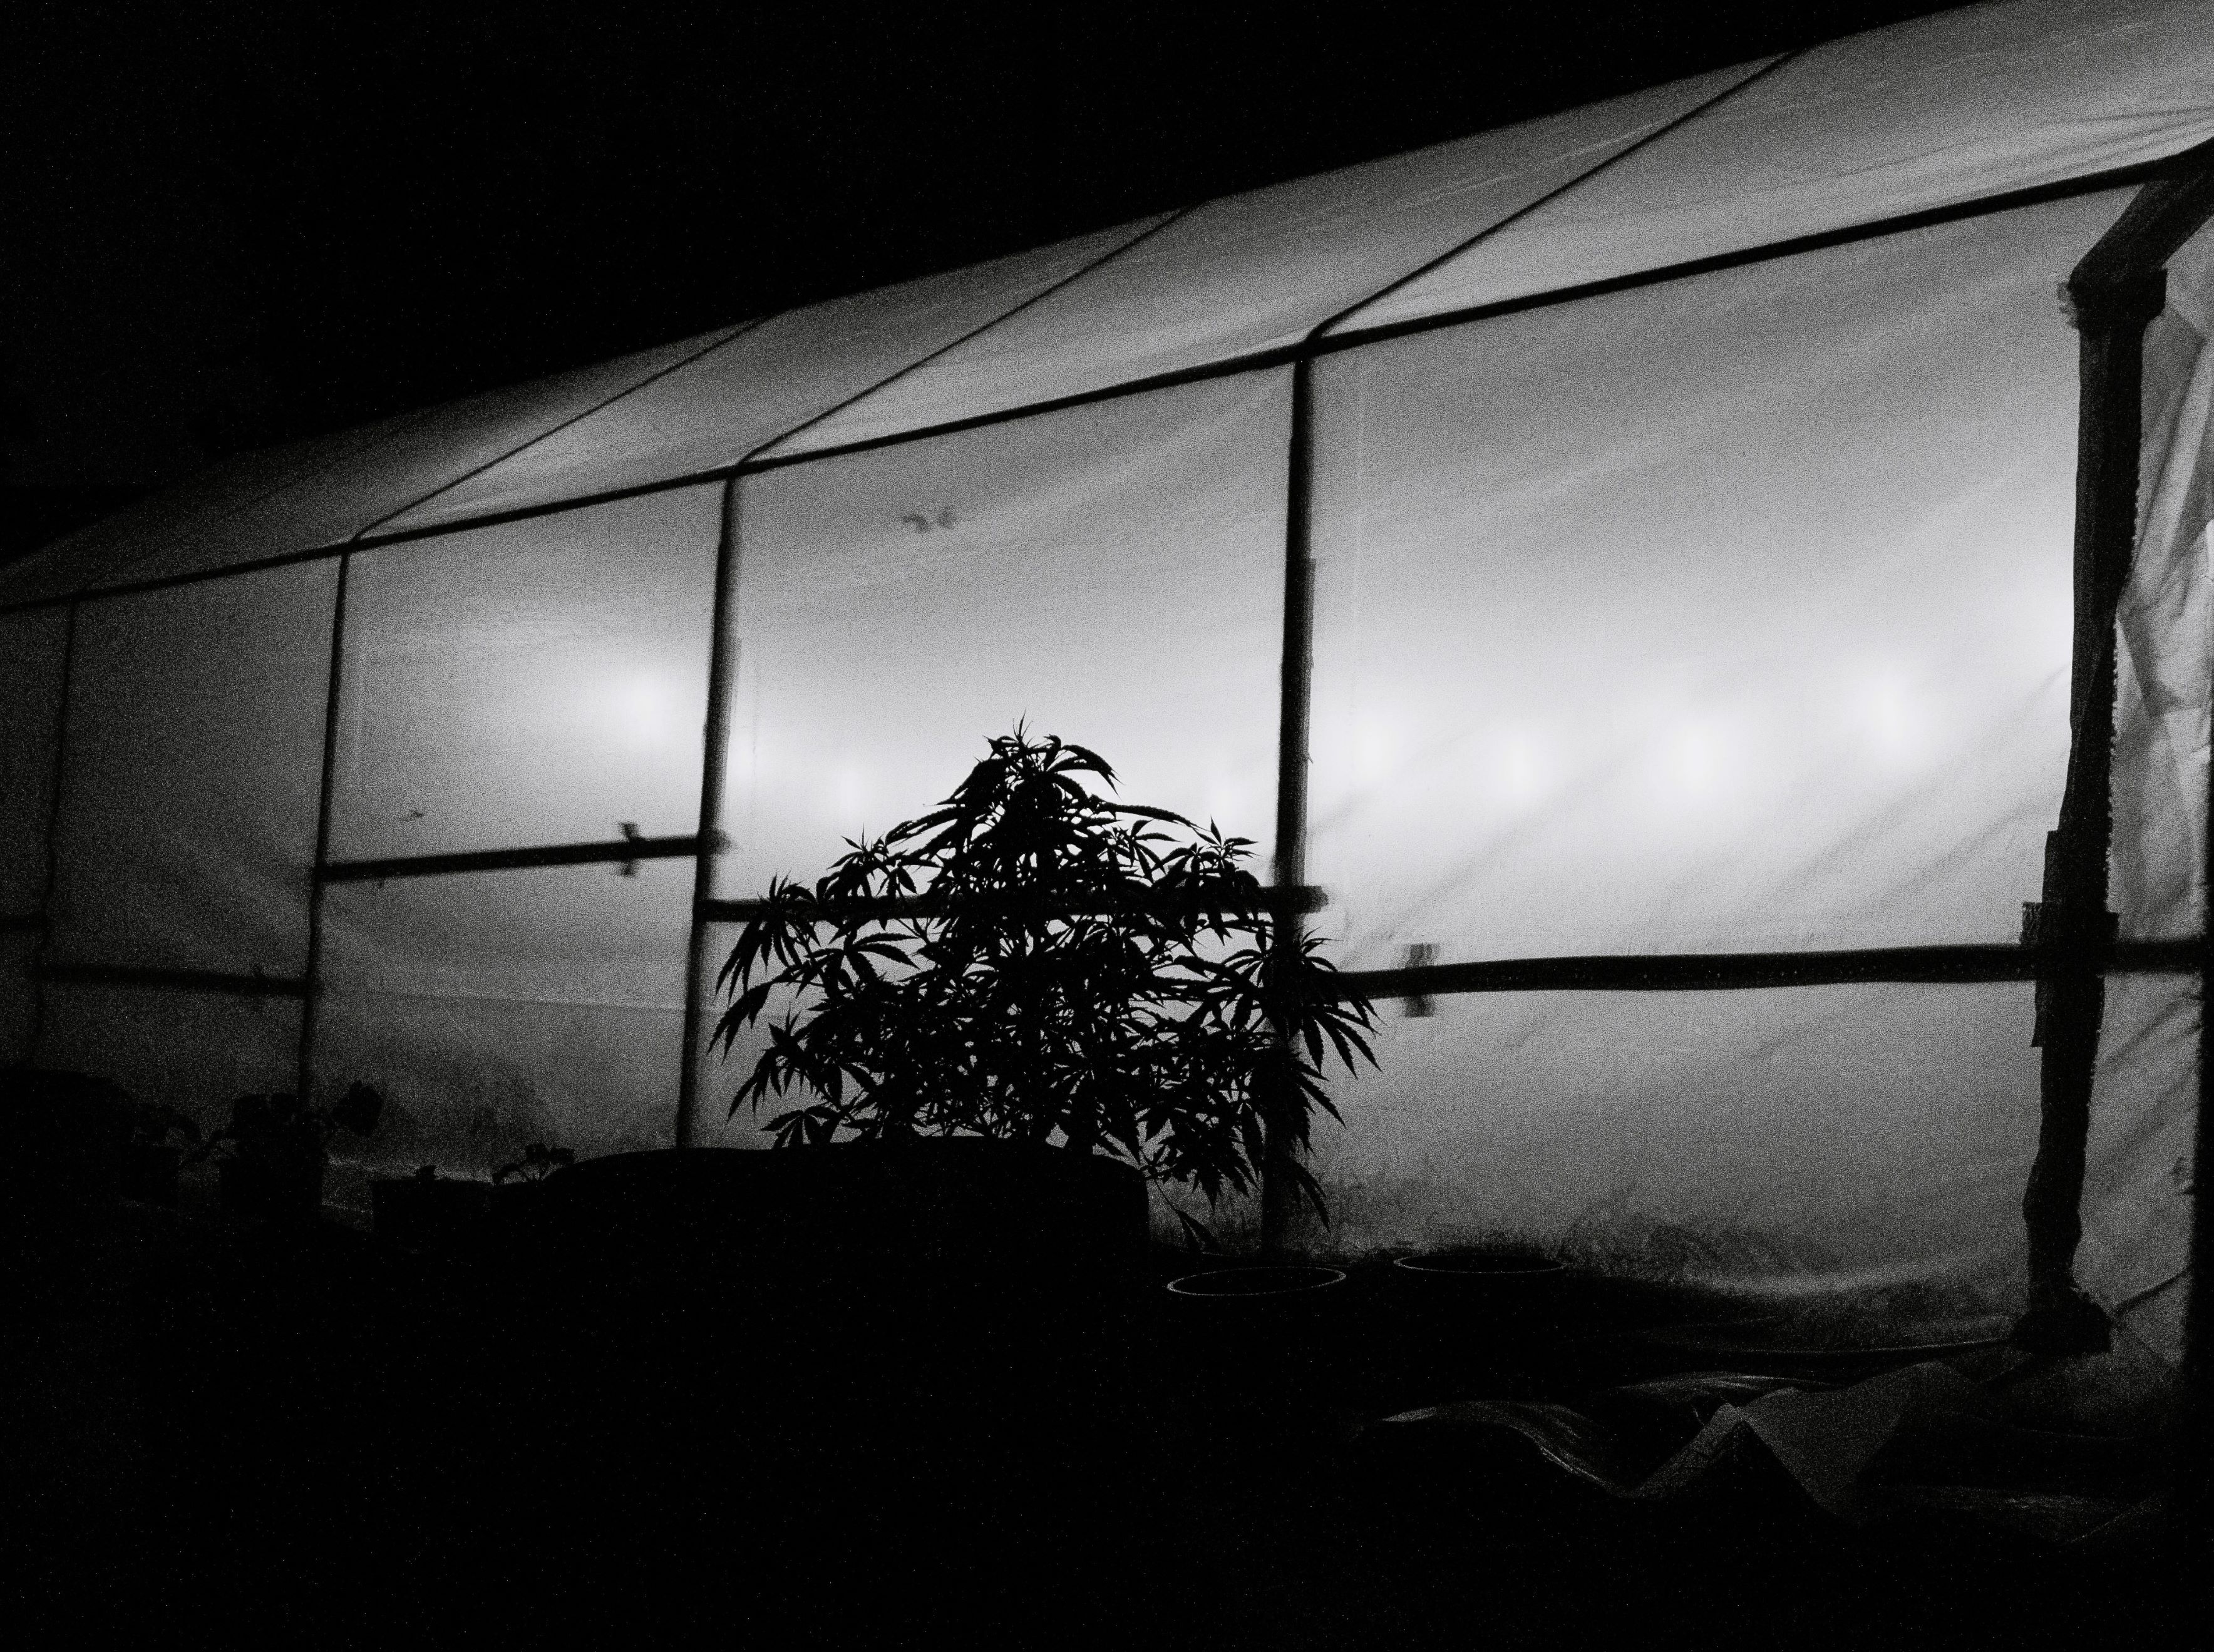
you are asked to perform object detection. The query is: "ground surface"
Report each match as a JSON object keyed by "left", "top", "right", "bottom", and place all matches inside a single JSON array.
[{"left": 4, "top": 1188, "right": 2205, "bottom": 1647}]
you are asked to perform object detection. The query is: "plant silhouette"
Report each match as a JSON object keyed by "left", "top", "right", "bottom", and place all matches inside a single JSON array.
[{"left": 714, "top": 727, "right": 1377, "bottom": 1229}]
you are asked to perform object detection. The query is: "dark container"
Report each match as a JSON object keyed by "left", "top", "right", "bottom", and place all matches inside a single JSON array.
[
  {"left": 219, "top": 1152, "right": 327, "bottom": 1222},
  {"left": 119, "top": 1141, "right": 183, "bottom": 1206},
  {"left": 2, "top": 1068, "right": 135, "bottom": 1205},
  {"left": 371, "top": 1175, "right": 494, "bottom": 1251},
  {"left": 1386, "top": 1250, "right": 1577, "bottom": 1398},
  {"left": 1161, "top": 1263, "right": 1352, "bottom": 1434},
  {"left": 523, "top": 1138, "right": 1149, "bottom": 1439}
]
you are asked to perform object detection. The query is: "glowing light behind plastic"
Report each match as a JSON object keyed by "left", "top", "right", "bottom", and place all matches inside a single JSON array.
[
  {"left": 332, "top": 486, "right": 721, "bottom": 860},
  {"left": 714, "top": 374, "right": 1292, "bottom": 901},
  {"left": 316, "top": 860, "right": 690, "bottom": 1160},
  {"left": 1310, "top": 983, "right": 2041, "bottom": 1296},
  {"left": 1307, "top": 190, "right": 2130, "bottom": 969}
]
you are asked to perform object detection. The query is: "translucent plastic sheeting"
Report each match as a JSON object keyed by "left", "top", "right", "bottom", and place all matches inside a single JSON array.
[
  {"left": 314, "top": 859, "right": 690, "bottom": 1163},
  {"left": 331, "top": 486, "right": 721, "bottom": 861},
  {"left": 2111, "top": 216, "right": 2214, "bottom": 943},
  {"left": 713, "top": 372, "right": 1290, "bottom": 900},
  {"left": 1305, "top": 191, "right": 2130, "bottom": 969},
  {"left": 2078, "top": 973, "right": 2199, "bottom": 1365},
  {"left": 379, "top": 221, "right": 1163, "bottom": 536},
  {"left": 33, "top": 983, "right": 301, "bottom": 1131},
  {"left": 46, "top": 560, "right": 337, "bottom": 978},
  {"left": 688, "top": 920, "right": 791, "bottom": 1151},
  {"left": 2085, "top": 218, "right": 2214, "bottom": 1368},
  {"left": 771, "top": 63, "right": 1768, "bottom": 459},
  {"left": 113, "top": 329, "right": 744, "bottom": 594},
  {"left": 1303, "top": 983, "right": 2045, "bottom": 1303},
  {"left": 0, "top": 605, "right": 69, "bottom": 910},
  {"left": 1345, "top": 0, "right": 2214, "bottom": 335},
  {"left": 0, "top": 413, "right": 420, "bottom": 610}
]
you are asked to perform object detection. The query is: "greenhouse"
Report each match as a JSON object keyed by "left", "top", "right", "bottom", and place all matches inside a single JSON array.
[{"left": 5, "top": 0, "right": 2213, "bottom": 1368}]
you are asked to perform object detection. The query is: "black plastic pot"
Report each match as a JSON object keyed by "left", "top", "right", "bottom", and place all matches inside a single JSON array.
[
  {"left": 3, "top": 1068, "right": 135, "bottom": 1206},
  {"left": 119, "top": 1142, "right": 182, "bottom": 1206},
  {"left": 1162, "top": 1263, "right": 1352, "bottom": 1430},
  {"left": 371, "top": 1176, "right": 493, "bottom": 1250},
  {"left": 527, "top": 1139, "right": 1149, "bottom": 1430},
  {"left": 1385, "top": 1251, "right": 1578, "bottom": 1396}
]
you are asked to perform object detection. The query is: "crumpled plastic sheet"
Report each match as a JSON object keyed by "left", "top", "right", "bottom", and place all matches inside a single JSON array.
[{"left": 1362, "top": 1352, "right": 2171, "bottom": 1545}]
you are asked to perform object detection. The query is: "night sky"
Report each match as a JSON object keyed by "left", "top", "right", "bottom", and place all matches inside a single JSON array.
[{"left": 3, "top": 1, "right": 1955, "bottom": 566}]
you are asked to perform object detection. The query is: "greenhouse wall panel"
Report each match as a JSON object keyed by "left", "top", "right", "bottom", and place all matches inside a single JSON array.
[
  {"left": 0, "top": 605, "right": 69, "bottom": 912},
  {"left": 34, "top": 983, "right": 301, "bottom": 1128},
  {"left": 1308, "top": 983, "right": 2046, "bottom": 1298},
  {"left": 1307, "top": 190, "right": 2129, "bottom": 967},
  {"left": 333, "top": 485, "right": 721, "bottom": 861},
  {"left": 315, "top": 859, "right": 691, "bottom": 1164},
  {"left": 714, "top": 372, "right": 1292, "bottom": 897},
  {"left": 45, "top": 560, "right": 336, "bottom": 979}
]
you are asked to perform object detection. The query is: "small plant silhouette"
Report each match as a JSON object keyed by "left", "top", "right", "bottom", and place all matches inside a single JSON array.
[
  {"left": 714, "top": 727, "right": 1377, "bottom": 1233},
  {"left": 494, "top": 1142, "right": 574, "bottom": 1184}
]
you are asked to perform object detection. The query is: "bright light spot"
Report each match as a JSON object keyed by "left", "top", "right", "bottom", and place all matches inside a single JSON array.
[
  {"left": 1853, "top": 669, "right": 1931, "bottom": 765},
  {"left": 1496, "top": 732, "right": 1544, "bottom": 804},
  {"left": 607, "top": 673, "right": 681, "bottom": 750},
  {"left": 1351, "top": 714, "right": 1399, "bottom": 785},
  {"left": 1659, "top": 719, "right": 1731, "bottom": 804},
  {"left": 833, "top": 764, "right": 870, "bottom": 825}
]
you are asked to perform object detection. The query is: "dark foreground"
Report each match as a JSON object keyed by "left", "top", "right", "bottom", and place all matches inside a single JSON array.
[{"left": 6, "top": 1189, "right": 2206, "bottom": 1648}]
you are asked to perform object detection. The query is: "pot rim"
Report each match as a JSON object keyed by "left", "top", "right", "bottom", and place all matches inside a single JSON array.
[
  {"left": 1166, "top": 1265, "right": 1347, "bottom": 1298},
  {"left": 1392, "top": 1252, "right": 1570, "bottom": 1278}
]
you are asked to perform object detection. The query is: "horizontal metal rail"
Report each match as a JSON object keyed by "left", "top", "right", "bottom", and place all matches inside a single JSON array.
[
  {"left": 1335, "top": 937, "right": 2205, "bottom": 1000},
  {"left": 698, "top": 883, "right": 1331, "bottom": 925},
  {"left": 321, "top": 833, "right": 702, "bottom": 883}
]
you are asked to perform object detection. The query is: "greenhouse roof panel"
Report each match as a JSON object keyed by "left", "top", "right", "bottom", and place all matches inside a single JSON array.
[
  {"left": 0, "top": 326, "right": 743, "bottom": 607},
  {"left": 763, "top": 60, "right": 1770, "bottom": 460},
  {"left": 1339, "top": 0, "right": 2214, "bottom": 335},
  {"left": 376, "top": 219, "right": 1167, "bottom": 536}
]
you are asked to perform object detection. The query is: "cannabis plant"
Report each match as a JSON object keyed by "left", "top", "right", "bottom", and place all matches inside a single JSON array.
[{"left": 713, "top": 728, "right": 1376, "bottom": 1228}]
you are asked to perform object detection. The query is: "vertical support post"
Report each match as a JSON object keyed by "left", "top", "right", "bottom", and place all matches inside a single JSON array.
[
  {"left": 24, "top": 601, "right": 80, "bottom": 1063},
  {"left": 2189, "top": 642, "right": 2214, "bottom": 1532},
  {"left": 675, "top": 478, "right": 743, "bottom": 1149},
  {"left": 297, "top": 552, "right": 353, "bottom": 1103},
  {"left": 1262, "top": 359, "right": 1317, "bottom": 1256},
  {"left": 2016, "top": 267, "right": 2166, "bottom": 1351}
]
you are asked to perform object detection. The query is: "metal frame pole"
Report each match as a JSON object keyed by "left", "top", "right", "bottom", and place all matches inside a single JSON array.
[
  {"left": 22, "top": 601, "right": 80, "bottom": 1063},
  {"left": 674, "top": 477, "right": 743, "bottom": 1148},
  {"left": 1260, "top": 358, "right": 1317, "bottom": 1256},
  {"left": 296, "top": 552, "right": 353, "bottom": 1102}
]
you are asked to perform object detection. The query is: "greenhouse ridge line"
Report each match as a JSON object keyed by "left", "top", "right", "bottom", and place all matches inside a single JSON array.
[
  {"left": 0, "top": 156, "right": 2184, "bottom": 623},
  {"left": 348, "top": 317, "right": 771, "bottom": 547},
  {"left": 1307, "top": 51, "right": 1793, "bottom": 339},
  {"left": 352, "top": 208, "right": 1193, "bottom": 547}
]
